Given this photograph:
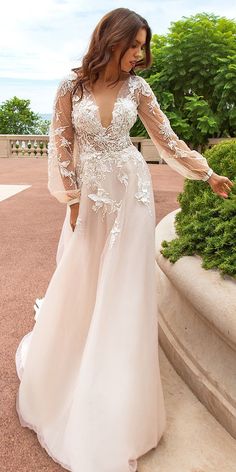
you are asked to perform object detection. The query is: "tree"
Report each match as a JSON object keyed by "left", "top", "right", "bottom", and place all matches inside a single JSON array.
[
  {"left": 34, "top": 117, "right": 50, "bottom": 135},
  {"left": 131, "top": 12, "right": 236, "bottom": 148},
  {"left": 0, "top": 96, "right": 50, "bottom": 134}
]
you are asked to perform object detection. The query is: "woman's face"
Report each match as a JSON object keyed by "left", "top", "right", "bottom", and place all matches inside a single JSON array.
[{"left": 113, "top": 27, "right": 147, "bottom": 73}]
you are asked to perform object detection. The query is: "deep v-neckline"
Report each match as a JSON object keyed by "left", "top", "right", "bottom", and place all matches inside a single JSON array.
[{"left": 88, "top": 76, "right": 130, "bottom": 131}]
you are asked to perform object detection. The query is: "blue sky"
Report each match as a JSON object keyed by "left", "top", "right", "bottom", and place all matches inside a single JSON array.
[{"left": 1, "top": 0, "right": 235, "bottom": 113}]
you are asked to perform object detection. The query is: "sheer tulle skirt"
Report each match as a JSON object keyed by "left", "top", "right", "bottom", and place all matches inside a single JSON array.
[{"left": 15, "top": 161, "right": 166, "bottom": 472}]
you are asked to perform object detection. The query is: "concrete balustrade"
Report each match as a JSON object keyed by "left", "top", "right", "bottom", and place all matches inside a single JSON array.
[
  {"left": 0, "top": 135, "right": 49, "bottom": 158},
  {"left": 1, "top": 135, "right": 233, "bottom": 162},
  {"left": 155, "top": 209, "right": 236, "bottom": 438}
]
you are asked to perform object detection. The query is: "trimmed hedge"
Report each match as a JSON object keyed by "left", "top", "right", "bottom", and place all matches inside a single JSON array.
[{"left": 160, "top": 139, "right": 236, "bottom": 279}]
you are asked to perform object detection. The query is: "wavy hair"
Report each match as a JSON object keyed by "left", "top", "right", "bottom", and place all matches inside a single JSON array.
[{"left": 71, "top": 7, "right": 152, "bottom": 100}]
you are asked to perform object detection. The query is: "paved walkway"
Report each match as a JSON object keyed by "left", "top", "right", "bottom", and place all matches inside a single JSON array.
[
  {"left": 2, "top": 158, "right": 235, "bottom": 471},
  {"left": 0, "top": 184, "right": 32, "bottom": 202}
]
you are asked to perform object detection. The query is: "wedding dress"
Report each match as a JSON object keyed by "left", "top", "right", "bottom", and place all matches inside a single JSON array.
[{"left": 15, "top": 70, "right": 213, "bottom": 472}]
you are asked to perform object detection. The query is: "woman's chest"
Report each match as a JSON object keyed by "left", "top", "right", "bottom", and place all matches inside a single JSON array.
[{"left": 71, "top": 89, "right": 138, "bottom": 135}]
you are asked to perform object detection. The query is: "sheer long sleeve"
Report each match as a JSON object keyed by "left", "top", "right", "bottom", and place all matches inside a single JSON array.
[
  {"left": 137, "top": 76, "right": 213, "bottom": 181},
  {"left": 47, "top": 72, "right": 81, "bottom": 205}
]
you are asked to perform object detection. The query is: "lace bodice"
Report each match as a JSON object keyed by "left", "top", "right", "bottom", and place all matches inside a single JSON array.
[{"left": 48, "top": 71, "right": 213, "bottom": 205}]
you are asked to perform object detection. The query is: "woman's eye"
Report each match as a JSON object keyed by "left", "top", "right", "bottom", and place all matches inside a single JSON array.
[{"left": 131, "top": 44, "right": 145, "bottom": 51}]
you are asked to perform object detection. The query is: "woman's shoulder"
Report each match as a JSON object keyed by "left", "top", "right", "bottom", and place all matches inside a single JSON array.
[
  {"left": 132, "top": 74, "right": 153, "bottom": 93},
  {"left": 129, "top": 74, "right": 151, "bottom": 93},
  {"left": 56, "top": 69, "right": 80, "bottom": 98},
  {"left": 129, "top": 74, "right": 154, "bottom": 104}
]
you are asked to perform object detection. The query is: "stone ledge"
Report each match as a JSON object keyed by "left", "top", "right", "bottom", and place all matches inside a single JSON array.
[
  {"left": 138, "top": 348, "right": 236, "bottom": 472},
  {"left": 155, "top": 209, "right": 236, "bottom": 438},
  {"left": 155, "top": 209, "right": 236, "bottom": 349}
]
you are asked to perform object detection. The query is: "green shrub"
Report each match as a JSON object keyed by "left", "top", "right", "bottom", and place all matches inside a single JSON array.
[{"left": 160, "top": 139, "right": 236, "bottom": 279}]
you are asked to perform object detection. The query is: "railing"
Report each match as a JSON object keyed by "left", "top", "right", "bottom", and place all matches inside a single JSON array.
[
  {"left": 197, "top": 137, "right": 235, "bottom": 152},
  {"left": 0, "top": 135, "right": 49, "bottom": 159},
  {"left": 0, "top": 135, "right": 164, "bottom": 163},
  {"left": 0, "top": 135, "right": 235, "bottom": 162}
]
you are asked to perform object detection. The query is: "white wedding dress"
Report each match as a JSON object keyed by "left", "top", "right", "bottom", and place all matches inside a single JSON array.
[{"left": 15, "top": 70, "right": 213, "bottom": 472}]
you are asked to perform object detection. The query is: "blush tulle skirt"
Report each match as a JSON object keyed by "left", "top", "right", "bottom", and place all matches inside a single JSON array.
[{"left": 15, "top": 178, "right": 167, "bottom": 472}]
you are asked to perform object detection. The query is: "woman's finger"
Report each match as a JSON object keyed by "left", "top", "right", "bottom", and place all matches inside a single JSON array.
[
  {"left": 223, "top": 181, "right": 233, "bottom": 190},
  {"left": 223, "top": 178, "right": 234, "bottom": 187},
  {"left": 220, "top": 184, "right": 230, "bottom": 193},
  {"left": 216, "top": 189, "right": 228, "bottom": 198}
]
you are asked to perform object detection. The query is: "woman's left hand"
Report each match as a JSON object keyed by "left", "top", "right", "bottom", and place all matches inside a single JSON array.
[
  {"left": 69, "top": 202, "right": 80, "bottom": 232},
  {"left": 207, "top": 172, "right": 234, "bottom": 198}
]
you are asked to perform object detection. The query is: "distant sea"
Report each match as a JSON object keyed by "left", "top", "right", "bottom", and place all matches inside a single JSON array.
[{"left": 40, "top": 113, "right": 52, "bottom": 121}]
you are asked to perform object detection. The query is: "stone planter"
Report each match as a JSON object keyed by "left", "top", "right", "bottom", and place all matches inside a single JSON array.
[{"left": 155, "top": 209, "right": 236, "bottom": 438}]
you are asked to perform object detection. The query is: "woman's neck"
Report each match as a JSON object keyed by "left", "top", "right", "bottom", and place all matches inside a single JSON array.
[{"left": 98, "top": 66, "right": 130, "bottom": 84}]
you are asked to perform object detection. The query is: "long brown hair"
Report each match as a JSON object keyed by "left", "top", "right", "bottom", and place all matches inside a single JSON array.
[{"left": 71, "top": 7, "right": 152, "bottom": 100}]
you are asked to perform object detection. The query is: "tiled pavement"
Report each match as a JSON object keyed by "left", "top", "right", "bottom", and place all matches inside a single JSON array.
[{"left": 2, "top": 158, "right": 235, "bottom": 472}]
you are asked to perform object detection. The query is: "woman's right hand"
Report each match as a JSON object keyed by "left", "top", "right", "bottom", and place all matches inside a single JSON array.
[
  {"left": 69, "top": 202, "right": 80, "bottom": 232},
  {"left": 207, "top": 172, "right": 234, "bottom": 198}
]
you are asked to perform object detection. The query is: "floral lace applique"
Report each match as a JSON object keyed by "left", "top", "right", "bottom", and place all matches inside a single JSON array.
[
  {"left": 135, "top": 76, "right": 213, "bottom": 180},
  {"left": 117, "top": 171, "right": 129, "bottom": 188},
  {"left": 134, "top": 77, "right": 183, "bottom": 156},
  {"left": 48, "top": 71, "right": 82, "bottom": 204},
  {"left": 135, "top": 175, "right": 152, "bottom": 215},
  {"left": 109, "top": 205, "right": 122, "bottom": 249},
  {"left": 48, "top": 71, "right": 212, "bottom": 218},
  {"left": 57, "top": 71, "right": 78, "bottom": 98},
  {"left": 134, "top": 77, "right": 161, "bottom": 115},
  {"left": 88, "top": 188, "right": 122, "bottom": 220},
  {"left": 57, "top": 160, "right": 77, "bottom": 186}
]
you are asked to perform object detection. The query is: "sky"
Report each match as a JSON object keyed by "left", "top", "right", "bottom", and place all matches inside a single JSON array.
[{"left": 0, "top": 0, "right": 235, "bottom": 114}]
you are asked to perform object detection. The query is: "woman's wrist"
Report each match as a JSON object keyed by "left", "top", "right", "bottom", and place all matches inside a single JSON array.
[
  {"left": 202, "top": 168, "right": 214, "bottom": 182},
  {"left": 207, "top": 171, "right": 220, "bottom": 184},
  {"left": 67, "top": 198, "right": 80, "bottom": 207},
  {"left": 69, "top": 203, "right": 80, "bottom": 210}
]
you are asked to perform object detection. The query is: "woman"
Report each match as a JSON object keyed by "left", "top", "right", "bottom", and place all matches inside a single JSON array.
[{"left": 15, "top": 7, "right": 233, "bottom": 472}]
